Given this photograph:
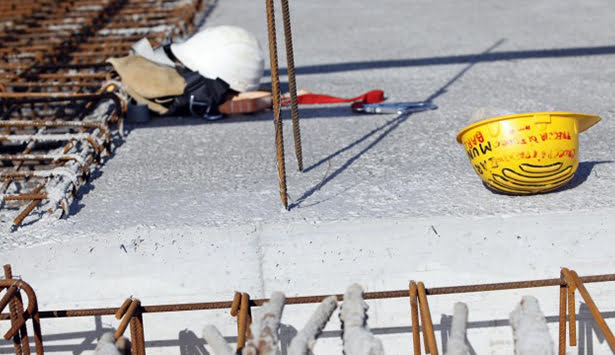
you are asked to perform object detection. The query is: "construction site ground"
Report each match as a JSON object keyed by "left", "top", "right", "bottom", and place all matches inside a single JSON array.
[{"left": 2, "top": 0, "right": 615, "bottom": 353}]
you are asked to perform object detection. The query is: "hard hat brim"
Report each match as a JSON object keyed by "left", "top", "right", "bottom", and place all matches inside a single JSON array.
[{"left": 455, "top": 111, "right": 602, "bottom": 143}]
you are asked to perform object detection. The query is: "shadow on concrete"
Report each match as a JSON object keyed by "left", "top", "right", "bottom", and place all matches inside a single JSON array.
[
  {"left": 559, "top": 160, "right": 613, "bottom": 191},
  {"left": 131, "top": 104, "right": 358, "bottom": 129},
  {"left": 178, "top": 329, "right": 209, "bottom": 355},
  {"left": 289, "top": 112, "right": 410, "bottom": 209},
  {"left": 289, "top": 39, "right": 505, "bottom": 209},
  {"left": 267, "top": 44, "right": 615, "bottom": 77},
  {"left": 2, "top": 304, "right": 611, "bottom": 354},
  {"left": 126, "top": 43, "right": 615, "bottom": 129}
]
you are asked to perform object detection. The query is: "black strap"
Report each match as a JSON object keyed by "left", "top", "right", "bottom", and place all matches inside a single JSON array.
[
  {"left": 162, "top": 44, "right": 180, "bottom": 64},
  {"left": 161, "top": 67, "right": 232, "bottom": 119}
]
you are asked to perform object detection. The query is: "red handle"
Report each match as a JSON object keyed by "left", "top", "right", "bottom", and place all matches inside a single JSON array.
[{"left": 282, "top": 90, "right": 385, "bottom": 106}]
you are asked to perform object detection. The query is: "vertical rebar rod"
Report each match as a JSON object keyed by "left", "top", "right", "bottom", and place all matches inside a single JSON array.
[
  {"left": 409, "top": 282, "right": 421, "bottom": 355},
  {"left": 558, "top": 284, "right": 567, "bottom": 355},
  {"left": 3, "top": 265, "right": 29, "bottom": 355},
  {"left": 129, "top": 313, "right": 146, "bottom": 355},
  {"left": 569, "top": 270, "right": 615, "bottom": 352},
  {"left": 419, "top": 293, "right": 430, "bottom": 354},
  {"left": 265, "top": 0, "right": 288, "bottom": 209},
  {"left": 236, "top": 293, "right": 251, "bottom": 352},
  {"left": 279, "top": 0, "right": 303, "bottom": 172},
  {"left": 418, "top": 282, "right": 438, "bottom": 355},
  {"left": 561, "top": 269, "right": 577, "bottom": 347}
]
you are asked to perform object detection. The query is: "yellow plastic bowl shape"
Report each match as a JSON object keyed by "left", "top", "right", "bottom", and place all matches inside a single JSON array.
[{"left": 456, "top": 111, "right": 601, "bottom": 194}]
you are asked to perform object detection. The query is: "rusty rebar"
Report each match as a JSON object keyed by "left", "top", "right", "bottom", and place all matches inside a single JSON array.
[
  {"left": 569, "top": 270, "right": 615, "bottom": 352},
  {"left": 417, "top": 282, "right": 438, "bottom": 355},
  {"left": 3, "top": 194, "right": 48, "bottom": 201},
  {"left": 129, "top": 313, "right": 145, "bottom": 355},
  {"left": 115, "top": 298, "right": 140, "bottom": 340},
  {"left": 265, "top": 0, "right": 288, "bottom": 210},
  {"left": 0, "top": 285, "right": 19, "bottom": 316},
  {"left": 230, "top": 292, "right": 241, "bottom": 316},
  {"left": 558, "top": 284, "right": 567, "bottom": 355},
  {"left": 0, "top": 271, "right": 613, "bottom": 333},
  {"left": 236, "top": 292, "right": 251, "bottom": 352},
  {"left": 0, "top": 279, "right": 43, "bottom": 355},
  {"left": 409, "top": 282, "right": 421, "bottom": 355},
  {"left": 279, "top": 0, "right": 303, "bottom": 172},
  {"left": 3, "top": 265, "right": 29, "bottom": 355},
  {"left": 0, "top": 92, "right": 122, "bottom": 227},
  {"left": 0, "top": 0, "right": 199, "bottom": 92},
  {"left": 561, "top": 268, "right": 577, "bottom": 347},
  {"left": 12, "top": 184, "right": 46, "bottom": 228},
  {"left": 115, "top": 298, "right": 133, "bottom": 320}
]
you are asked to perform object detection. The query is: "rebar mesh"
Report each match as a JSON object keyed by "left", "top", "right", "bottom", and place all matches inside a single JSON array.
[{"left": 0, "top": 0, "right": 209, "bottom": 228}]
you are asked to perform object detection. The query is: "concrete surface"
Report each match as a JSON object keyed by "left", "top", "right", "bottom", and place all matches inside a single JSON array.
[{"left": 2, "top": 0, "right": 615, "bottom": 353}]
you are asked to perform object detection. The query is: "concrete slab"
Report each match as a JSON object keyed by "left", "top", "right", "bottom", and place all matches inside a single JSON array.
[{"left": 2, "top": 0, "right": 615, "bottom": 353}]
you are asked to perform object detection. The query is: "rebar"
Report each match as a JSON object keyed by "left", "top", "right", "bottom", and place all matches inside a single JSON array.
[
  {"left": 558, "top": 284, "right": 566, "bottom": 355},
  {"left": 114, "top": 299, "right": 140, "bottom": 340},
  {"left": 279, "top": 0, "right": 303, "bottom": 172},
  {"left": 569, "top": 270, "right": 615, "bottom": 352},
  {"left": 129, "top": 313, "right": 146, "bottom": 355},
  {"left": 0, "top": 279, "right": 43, "bottom": 355},
  {"left": 3, "top": 265, "right": 28, "bottom": 355},
  {"left": 418, "top": 282, "right": 438, "bottom": 355},
  {"left": 0, "top": 272, "right": 607, "bottom": 322},
  {"left": 561, "top": 268, "right": 576, "bottom": 346},
  {"left": 236, "top": 292, "right": 251, "bottom": 352},
  {"left": 265, "top": 0, "right": 289, "bottom": 210},
  {"left": 0, "top": 93, "right": 120, "bottom": 227},
  {"left": 409, "top": 282, "right": 421, "bottom": 355},
  {"left": 1, "top": 0, "right": 207, "bottom": 226},
  {"left": 3, "top": 269, "right": 615, "bottom": 354}
]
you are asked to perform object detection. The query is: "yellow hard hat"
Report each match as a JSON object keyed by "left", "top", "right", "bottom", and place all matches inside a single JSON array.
[{"left": 456, "top": 111, "right": 601, "bottom": 194}]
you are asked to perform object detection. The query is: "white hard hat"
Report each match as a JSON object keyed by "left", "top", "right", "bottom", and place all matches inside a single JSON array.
[{"left": 171, "top": 26, "right": 265, "bottom": 92}]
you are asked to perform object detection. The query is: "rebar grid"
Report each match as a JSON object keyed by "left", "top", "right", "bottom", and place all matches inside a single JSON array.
[
  {"left": 2, "top": 268, "right": 615, "bottom": 354},
  {"left": 0, "top": 0, "right": 209, "bottom": 228},
  {"left": 0, "top": 93, "right": 122, "bottom": 228},
  {"left": 0, "top": 0, "right": 205, "bottom": 93}
]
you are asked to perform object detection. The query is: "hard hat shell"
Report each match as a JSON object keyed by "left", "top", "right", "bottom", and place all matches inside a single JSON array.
[
  {"left": 456, "top": 111, "right": 601, "bottom": 194},
  {"left": 171, "top": 26, "right": 265, "bottom": 92}
]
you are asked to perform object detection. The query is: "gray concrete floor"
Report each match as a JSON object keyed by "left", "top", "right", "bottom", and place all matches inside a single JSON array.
[
  {"left": 2, "top": 2, "right": 615, "bottom": 353},
  {"left": 4, "top": 0, "right": 614, "bottom": 245}
]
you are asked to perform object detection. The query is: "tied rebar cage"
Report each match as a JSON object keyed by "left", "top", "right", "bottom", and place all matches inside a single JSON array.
[
  {"left": 0, "top": 0, "right": 210, "bottom": 228},
  {"left": 2, "top": 265, "right": 615, "bottom": 354},
  {"left": 0, "top": 93, "right": 122, "bottom": 228}
]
